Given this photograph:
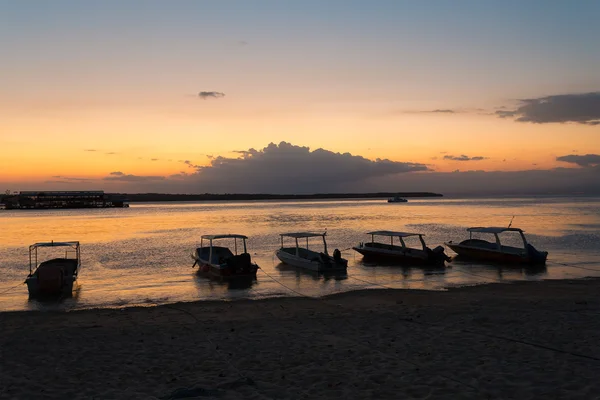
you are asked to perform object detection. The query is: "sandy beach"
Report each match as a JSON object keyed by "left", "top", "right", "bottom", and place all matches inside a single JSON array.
[{"left": 2, "top": 279, "right": 600, "bottom": 399}]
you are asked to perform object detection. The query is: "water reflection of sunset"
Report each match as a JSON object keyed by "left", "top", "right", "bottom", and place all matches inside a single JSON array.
[{"left": 1, "top": 197, "right": 599, "bottom": 312}]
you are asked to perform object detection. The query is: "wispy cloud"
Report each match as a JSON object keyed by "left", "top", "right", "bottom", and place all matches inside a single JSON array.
[
  {"left": 496, "top": 92, "right": 600, "bottom": 125},
  {"left": 443, "top": 154, "right": 488, "bottom": 161},
  {"left": 403, "top": 109, "right": 460, "bottom": 114},
  {"left": 84, "top": 149, "right": 97, "bottom": 152},
  {"left": 47, "top": 176, "right": 94, "bottom": 183},
  {"left": 556, "top": 154, "right": 600, "bottom": 167},
  {"left": 426, "top": 109, "right": 457, "bottom": 114},
  {"left": 198, "top": 91, "right": 225, "bottom": 100},
  {"left": 182, "top": 160, "right": 201, "bottom": 169},
  {"left": 104, "top": 171, "right": 165, "bottom": 182}
]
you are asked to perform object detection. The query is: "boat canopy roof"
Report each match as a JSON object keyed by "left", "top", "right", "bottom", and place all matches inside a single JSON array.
[
  {"left": 29, "top": 241, "right": 80, "bottom": 249},
  {"left": 201, "top": 234, "right": 248, "bottom": 240},
  {"left": 467, "top": 227, "right": 523, "bottom": 234},
  {"left": 280, "top": 232, "right": 325, "bottom": 238},
  {"left": 367, "top": 230, "right": 423, "bottom": 237}
]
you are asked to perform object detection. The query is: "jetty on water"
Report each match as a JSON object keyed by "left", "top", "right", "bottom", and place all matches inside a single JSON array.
[{"left": 0, "top": 191, "right": 129, "bottom": 210}]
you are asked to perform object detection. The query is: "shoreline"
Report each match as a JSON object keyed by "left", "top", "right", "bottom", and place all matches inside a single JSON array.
[
  {"left": 2, "top": 278, "right": 600, "bottom": 398},
  {"left": 0, "top": 275, "right": 597, "bottom": 315}
]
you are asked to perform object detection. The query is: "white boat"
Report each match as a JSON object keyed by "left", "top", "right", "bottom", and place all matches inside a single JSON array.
[
  {"left": 191, "top": 234, "right": 258, "bottom": 279},
  {"left": 445, "top": 227, "right": 548, "bottom": 265},
  {"left": 276, "top": 232, "right": 348, "bottom": 272},
  {"left": 353, "top": 231, "right": 449, "bottom": 265},
  {"left": 25, "top": 241, "right": 81, "bottom": 297},
  {"left": 388, "top": 196, "right": 408, "bottom": 203}
]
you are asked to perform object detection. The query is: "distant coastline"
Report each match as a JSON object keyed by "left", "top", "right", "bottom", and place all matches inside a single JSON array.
[
  {"left": 125, "top": 192, "right": 443, "bottom": 202},
  {"left": 0, "top": 192, "right": 443, "bottom": 208}
]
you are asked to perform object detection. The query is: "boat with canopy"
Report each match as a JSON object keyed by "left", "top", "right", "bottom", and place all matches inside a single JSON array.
[
  {"left": 25, "top": 241, "right": 81, "bottom": 297},
  {"left": 191, "top": 234, "right": 258, "bottom": 279},
  {"left": 444, "top": 227, "right": 548, "bottom": 264},
  {"left": 387, "top": 196, "right": 408, "bottom": 203},
  {"left": 276, "top": 232, "right": 347, "bottom": 272},
  {"left": 353, "top": 231, "right": 449, "bottom": 265}
]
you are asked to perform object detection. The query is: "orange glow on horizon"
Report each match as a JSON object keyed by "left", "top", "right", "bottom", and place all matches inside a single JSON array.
[{"left": 2, "top": 99, "right": 599, "bottom": 184}]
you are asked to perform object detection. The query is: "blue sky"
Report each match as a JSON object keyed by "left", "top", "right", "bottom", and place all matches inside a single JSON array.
[{"left": 2, "top": 0, "right": 598, "bottom": 103}]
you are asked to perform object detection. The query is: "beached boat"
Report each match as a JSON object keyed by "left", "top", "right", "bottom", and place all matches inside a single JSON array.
[
  {"left": 388, "top": 196, "right": 408, "bottom": 203},
  {"left": 353, "top": 231, "right": 450, "bottom": 265},
  {"left": 191, "top": 234, "right": 258, "bottom": 279},
  {"left": 444, "top": 227, "right": 548, "bottom": 265},
  {"left": 276, "top": 232, "right": 348, "bottom": 272},
  {"left": 25, "top": 241, "right": 81, "bottom": 297}
]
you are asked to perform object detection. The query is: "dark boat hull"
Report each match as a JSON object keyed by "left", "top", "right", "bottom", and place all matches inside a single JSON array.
[
  {"left": 275, "top": 248, "right": 348, "bottom": 272},
  {"left": 352, "top": 246, "right": 446, "bottom": 266},
  {"left": 192, "top": 249, "right": 258, "bottom": 280},
  {"left": 196, "top": 261, "right": 258, "bottom": 280},
  {"left": 445, "top": 243, "right": 548, "bottom": 265},
  {"left": 26, "top": 258, "right": 79, "bottom": 297}
]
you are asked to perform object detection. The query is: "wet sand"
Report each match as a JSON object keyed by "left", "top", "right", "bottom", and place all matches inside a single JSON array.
[{"left": 2, "top": 279, "right": 600, "bottom": 399}]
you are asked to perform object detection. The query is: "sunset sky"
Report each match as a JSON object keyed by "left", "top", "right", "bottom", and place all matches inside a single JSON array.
[{"left": 1, "top": 1, "right": 599, "bottom": 194}]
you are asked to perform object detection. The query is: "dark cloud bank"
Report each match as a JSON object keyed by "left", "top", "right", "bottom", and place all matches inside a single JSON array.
[
  {"left": 10, "top": 144, "right": 600, "bottom": 196},
  {"left": 186, "top": 142, "right": 428, "bottom": 193},
  {"left": 80, "top": 143, "right": 600, "bottom": 195},
  {"left": 87, "top": 142, "right": 427, "bottom": 193},
  {"left": 496, "top": 92, "right": 600, "bottom": 125}
]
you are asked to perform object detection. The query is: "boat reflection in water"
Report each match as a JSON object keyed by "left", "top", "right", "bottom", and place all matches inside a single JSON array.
[
  {"left": 26, "top": 285, "right": 82, "bottom": 311},
  {"left": 276, "top": 262, "right": 348, "bottom": 282},
  {"left": 193, "top": 273, "right": 257, "bottom": 294},
  {"left": 356, "top": 258, "right": 447, "bottom": 277},
  {"left": 450, "top": 258, "right": 548, "bottom": 279}
]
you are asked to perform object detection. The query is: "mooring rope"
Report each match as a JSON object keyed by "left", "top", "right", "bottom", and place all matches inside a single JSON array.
[{"left": 0, "top": 281, "right": 24, "bottom": 296}]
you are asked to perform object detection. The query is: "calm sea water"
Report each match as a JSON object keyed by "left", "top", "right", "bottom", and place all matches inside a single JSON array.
[{"left": 1, "top": 196, "right": 599, "bottom": 312}]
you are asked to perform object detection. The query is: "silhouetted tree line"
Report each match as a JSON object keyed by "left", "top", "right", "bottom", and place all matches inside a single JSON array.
[{"left": 124, "top": 192, "right": 443, "bottom": 202}]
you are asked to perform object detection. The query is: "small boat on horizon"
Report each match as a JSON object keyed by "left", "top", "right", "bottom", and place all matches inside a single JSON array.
[
  {"left": 388, "top": 196, "right": 408, "bottom": 203},
  {"left": 191, "top": 234, "right": 259, "bottom": 280},
  {"left": 25, "top": 241, "right": 81, "bottom": 297},
  {"left": 276, "top": 232, "right": 348, "bottom": 272},
  {"left": 445, "top": 227, "right": 548, "bottom": 265},
  {"left": 353, "top": 231, "right": 450, "bottom": 265}
]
